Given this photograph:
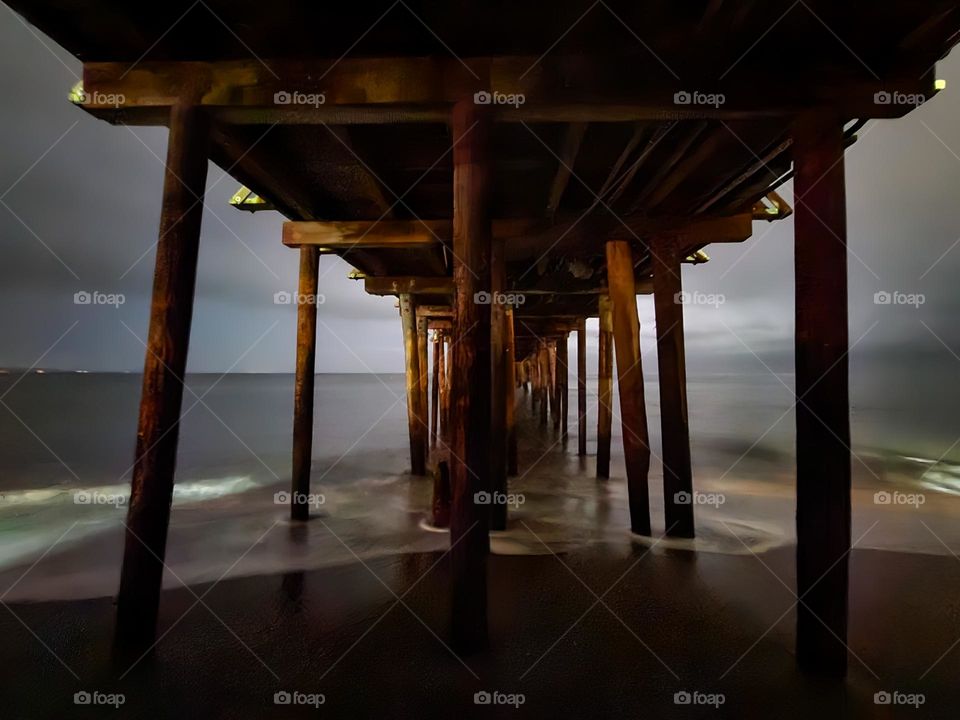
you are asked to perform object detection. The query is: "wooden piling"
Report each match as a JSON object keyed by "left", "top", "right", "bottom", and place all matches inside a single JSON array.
[
  {"left": 557, "top": 334, "right": 569, "bottom": 443},
  {"left": 577, "top": 319, "right": 587, "bottom": 457},
  {"left": 793, "top": 112, "right": 850, "bottom": 677},
  {"left": 605, "top": 241, "right": 652, "bottom": 536},
  {"left": 417, "top": 313, "right": 430, "bottom": 453},
  {"left": 115, "top": 103, "right": 210, "bottom": 649},
  {"left": 291, "top": 245, "right": 320, "bottom": 522},
  {"left": 506, "top": 308, "right": 518, "bottom": 476},
  {"left": 431, "top": 331, "right": 440, "bottom": 449},
  {"left": 550, "top": 343, "right": 559, "bottom": 431},
  {"left": 437, "top": 331, "right": 447, "bottom": 444},
  {"left": 449, "top": 98, "right": 492, "bottom": 652},
  {"left": 490, "top": 239, "right": 508, "bottom": 531},
  {"left": 597, "top": 294, "right": 614, "bottom": 479},
  {"left": 652, "top": 240, "right": 694, "bottom": 538},
  {"left": 400, "top": 294, "right": 427, "bottom": 475},
  {"left": 538, "top": 342, "right": 550, "bottom": 427}
]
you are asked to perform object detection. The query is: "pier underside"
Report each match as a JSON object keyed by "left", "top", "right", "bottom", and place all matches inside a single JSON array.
[{"left": 5, "top": 0, "right": 960, "bottom": 682}]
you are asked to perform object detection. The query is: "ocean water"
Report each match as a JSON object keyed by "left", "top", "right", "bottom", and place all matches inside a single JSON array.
[{"left": 0, "top": 368, "right": 958, "bottom": 602}]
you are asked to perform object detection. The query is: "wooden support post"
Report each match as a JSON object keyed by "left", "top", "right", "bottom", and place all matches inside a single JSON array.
[
  {"left": 449, "top": 99, "right": 492, "bottom": 652},
  {"left": 538, "top": 342, "right": 550, "bottom": 427},
  {"left": 597, "top": 295, "right": 614, "bottom": 479},
  {"left": 605, "top": 241, "right": 652, "bottom": 536},
  {"left": 400, "top": 294, "right": 427, "bottom": 475},
  {"left": 115, "top": 104, "right": 210, "bottom": 649},
  {"left": 437, "top": 331, "right": 447, "bottom": 445},
  {"left": 417, "top": 313, "right": 430, "bottom": 454},
  {"left": 577, "top": 319, "right": 588, "bottom": 456},
  {"left": 558, "top": 334, "right": 569, "bottom": 443},
  {"left": 793, "top": 113, "right": 850, "bottom": 677},
  {"left": 490, "top": 239, "right": 508, "bottom": 531},
  {"left": 550, "top": 343, "right": 560, "bottom": 431},
  {"left": 431, "top": 331, "right": 441, "bottom": 449},
  {"left": 506, "top": 308, "right": 518, "bottom": 476},
  {"left": 291, "top": 246, "right": 320, "bottom": 522},
  {"left": 653, "top": 240, "right": 694, "bottom": 538}
]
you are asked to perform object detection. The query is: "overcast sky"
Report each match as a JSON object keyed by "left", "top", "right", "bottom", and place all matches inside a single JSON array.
[{"left": 1, "top": 13, "right": 958, "bottom": 376}]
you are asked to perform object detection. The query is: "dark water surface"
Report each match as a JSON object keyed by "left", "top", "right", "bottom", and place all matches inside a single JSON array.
[{"left": 1, "top": 370, "right": 959, "bottom": 601}]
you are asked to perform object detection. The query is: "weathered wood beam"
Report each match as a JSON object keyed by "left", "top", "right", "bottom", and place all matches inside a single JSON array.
[
  {"left": 284, "top": 220, "right": 444, "bottom": 249},
  {"left": 652, "top": 241, "right": 694, "bottom": 538},
  {"left": 115, "top": 104, "right": 210, "bottom": 650},
  {"left": 364, "top": 276, "right": 454, "bottom": 296},
  {"left": 291, "top": 246, "right": 320, "bottom": 522},
  {"left": 545, "top": 123, "right": 587, "bottom": 219},
  {"left": 417, "top": 304, "right": 454, "bottom": 319},
  {"left": 605, "top": 241, "right": 652, "bottom": 536},
  {"left": 449, "top": 99, "right": 492, "bottom": 653},
  {"left": 288, "top": 213, "right": 753, "bottom": 257},
  {"left": 80, "top": 58, "right": 940, "bottom": 124},
  {"left": 793, "top": 112, "right": 850, "bottom": 678}
]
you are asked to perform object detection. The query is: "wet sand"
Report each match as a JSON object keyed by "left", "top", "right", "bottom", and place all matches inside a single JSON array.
[{"left": 3, "top": 544, "right": 960, "bottom": 718}]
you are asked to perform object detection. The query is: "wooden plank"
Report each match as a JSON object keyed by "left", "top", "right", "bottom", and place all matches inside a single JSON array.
[
  {"left": 291, "top": 246, "right": 320, "bottom": 522},
  {"left": 115, "top": 104, "right": 210, "bottom": 650},
  {"left": 364, "top": 276, "right": 454, "bottom": 296},
  {"left": 793, "top": 112, "right": 851, "bottom": 678},
  {"left": 652, "top": 242, "right": 694, "bottom": 538},
  {"left": 448, "top": 99, "right": 492, "bottom": 653},
  {"left": 596, "top": 294, "right": 613, "bottom": 479},
  {"left": 605, "top": 241, "right": 652, "bottom": 536},
  {"left": 400, "top": 294, "right": 427, "bottom": 476}
]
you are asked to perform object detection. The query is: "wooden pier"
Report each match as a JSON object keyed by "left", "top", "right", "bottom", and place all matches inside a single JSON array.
[{"left": 10, "top": 0, "right": 959, "bottom": 677}]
